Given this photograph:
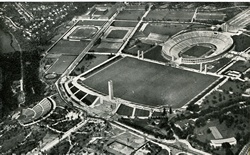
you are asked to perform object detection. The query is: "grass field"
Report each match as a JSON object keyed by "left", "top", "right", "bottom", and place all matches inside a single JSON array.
[
  {"left": 82, "top": 57, "right": 218, "bottom": 108},
  {"left": 106, "top": 29, "right": 128, "bottom": 39},
  {"left": 77, "top": 20, "right": 107, "bottom": 26},
  {"left": 228, "top": 60, "right": 250, "bottom": 72},
  {"left": 49, "top": 40, "right": 90, "bottom": 55},
  {"left": 69, "top": 27, "right": 98, "bottom": 39},
  {"left": 134, "top": 108, "right": 150, "bottom": 117},
  {"left": 232, "top": 34, "right": 250, "bottom": 52},
  {"left": 116, "top": 104, "right": 134, "bottom": 116},
  {"left": 196, "top": 13, "right": 225, "bottom": 21},
  {"left": 115, "top": 10, "right": 145, "bottom": 20},
  {"left": 47, "top": 55, "right": 77, "bottom": 74},
  {"left": 70, "top": 54, "right": 110, "bottom": 76},
  {"left": 144, "top": 45, "right": 169, "bottom": 63},
  {"left": 182, "top": 45, "right": 211, "bottom": 58},
  {"left": 111, "top": 21, "right": 138, "bottom": 27},
  {"left": 145, "top": 10, "right": 194, "bottom": 22},
  {"left": 124, "top": 42, "right": 152, "bottom": 55},
  {"left": 142, "top": 23, "right": 191, "bottom": 36}
]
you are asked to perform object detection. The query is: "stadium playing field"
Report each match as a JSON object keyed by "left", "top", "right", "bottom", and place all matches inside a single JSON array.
[
  {"left": 82, "top": 57, "right": 218, "bottom": 108},
  {"left": 181, "top": 45, "right": 213, "bottom": 58},
  {"left": 69, "top": 27, "right": 98, "bottom": 39}
]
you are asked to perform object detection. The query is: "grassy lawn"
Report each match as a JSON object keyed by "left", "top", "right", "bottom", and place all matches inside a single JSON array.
[
  {"left": 76, "top": 20, "right": 107, "bottom": 26},
  {"left": 106, "top": 29, "right": 128, "bottom": 39},
  {"left": 82, "top": 57, "right": 218, "bottom": 108},
  {"left": 228, "top": 60, "right": 250, "bottom": 72},
  {"left": 145, "top": 10, "right": 194, "bottom": 22},
  {"left": 112, "top": 20, "right": 138, "bottom": 27},
  {"left": 144, "top": 45, "right": 169, "bottom": 63},
  {"left": 208, "top": 57, "right": 231, "bottom": 73},
  {"left": 115, "top": 10, "right": 145, "bottom": 20},
  {"left": 143, "top": 23, "right": 191, "bottom": 36},
  {"left": 47, "top": 55, "right": 77, "bottom": 74},
  {"left": 116, "top": 104, "right": 134, "bottom": 116},
  {"left": 69, "top": 27, "right": 98, "bottom": 39},
  {"left": 182, "top": 45, "right": 211, "bottom": 58},
  {"left": 134, "top": 108, "right": 150, "bottom": 117},
  {"left": 70, "top": 54, "right": 110, "bottom": 76},
  {"left": 124, "top": 42, "right": 152, "bottom": 55},
  {"left": 182, "top": 57, "right": 232, "bottom": 73},
  {"left": 232, "top": 34, "right": 250, "bottom": 52},
  {"left": 195, "top": 13, "right": 225, "bottom": 21},
  {"left": 49, "top": 40, "right": 90, "bottom": 55}
]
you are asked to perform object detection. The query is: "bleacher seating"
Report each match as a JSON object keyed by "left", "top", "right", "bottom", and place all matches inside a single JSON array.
[
  {"left": 162, "top": 31, "right": 234, "bottom": 64},
  {"left": 19, "top": 98, "right": 54, "bottom": 125}
]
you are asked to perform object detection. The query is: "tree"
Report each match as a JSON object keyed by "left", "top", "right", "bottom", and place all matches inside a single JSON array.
[{"left": 145, "top": 4, "right": 149, "bottom": 11}]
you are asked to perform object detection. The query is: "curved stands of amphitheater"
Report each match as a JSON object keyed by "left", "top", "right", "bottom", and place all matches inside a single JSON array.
[
  {"left": 162, "top": 31, "right": 234, "bottom": 64},
  {"left": 18, "top": 97, "right": 56, "bottom": 126}
]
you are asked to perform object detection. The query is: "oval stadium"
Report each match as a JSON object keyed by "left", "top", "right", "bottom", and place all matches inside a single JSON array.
[{"left": 162, "top": 31, "right": 234, "bottom": 64}]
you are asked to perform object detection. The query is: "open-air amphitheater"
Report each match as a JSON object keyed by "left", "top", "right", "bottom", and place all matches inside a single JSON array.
[
  {"left": 162, "top": 31, "right": 234, "bottom": 64},
  {"left": 18, "top": 97, "right": 56, "bottom": 126}
]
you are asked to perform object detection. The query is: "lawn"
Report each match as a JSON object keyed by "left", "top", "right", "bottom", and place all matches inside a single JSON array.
[
  {"left": 134, "top": 108, "right": 150, "bottom": 117},
  {"left": 106, "top": 29, "right": 128, "bottom": 39},
  {"left": 82, "top": 57, "right": 218, "bottom": 108},
  {"left": 232, "top": 34, "right": 250, "bottom": 52},
  {"left": 195, "top": 13, "right": 225, "bottom": 21},
  {"left": 182, "top": 45, "right": 212, "bottom": 58},
  {"left": 70, "top": 54, "right": 110, "bottom": 76},
  {"left": 143, "top": 23, "right": 191, "bottom": 36},
  {"left": 144, "top": 45, "right": 169, "bottom": 63},
  {"left": 116, "top": 104, "right": 134, "bottom": 116},
  {"left": 124, "top": 42, "right": 152, "bottom": 55},
  {"left": 48, "top": 40, "right": 90, "bottom": 55},
  {"left": 145, "top": 10, "right": 194, "bottom": 22},
  {"left": 115, "top": 10, "right": 145, "bottom": 20},
  {"left": 47, "top": 55, "right": 77, "bottom": 74},
  {"left": 69, "top": 27, "right": 98, "bottom": 39},
  {"left": 228, "top": 60, "right": 250, "bottom": 72},
  {"left": 77, "top": 20, "right": 107, "bottom": 26},
  {"left": 112, "top": 20, "right": 138, "bottom": 27}
]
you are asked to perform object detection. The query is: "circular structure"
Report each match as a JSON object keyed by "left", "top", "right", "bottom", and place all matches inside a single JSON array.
[
  {"left": 162, "top": 31, "right": 234, "bottom": 64},
  {"left": 69, "top": 26, "right": 98, "bottom": 40},
  {"left": 44, "top": 72, "right": 58, "bottom": 80}
]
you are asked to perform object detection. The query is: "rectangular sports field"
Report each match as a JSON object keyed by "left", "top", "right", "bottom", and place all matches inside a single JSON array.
[
  {"left": 183, "top": 46, "right": 211, "bottom": 58},
  {"left": 115, "top": 10, "right": 145, "bottom": 20},
  {"left": 106, "top": 30, "right": 128, "bottom": 39},
  {"left": 49, "top": 40, "right": 90, "bottom": 55},
  {"left": 47, "top": 55, "right": 77, "bottom": 74},
  {"left": 82, "top": 57, "right": 218, "bottom": 108},
  {"left": 145, "top": 10, "right": 194, "bottom": 22}
]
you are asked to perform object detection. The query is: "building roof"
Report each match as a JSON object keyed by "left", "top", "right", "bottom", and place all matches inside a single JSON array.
[
  {"left": 209, "top": 126, "right": 223, "bottom": 139},
  {"left": 210, "top": 137, "right": 237, "bottom": 146}
]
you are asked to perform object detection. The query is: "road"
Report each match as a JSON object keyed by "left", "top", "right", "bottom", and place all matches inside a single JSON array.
[{"left": 60, "top": 10, "right": 120, "bottom": 77}]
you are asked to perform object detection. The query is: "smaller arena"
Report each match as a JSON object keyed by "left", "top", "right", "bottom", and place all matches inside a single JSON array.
[
  {"left": 69, "top": 26, "right": 98, "bottom": 40},
  {"left": 162, "top": 31, "right": 234, "bottom": 64}
]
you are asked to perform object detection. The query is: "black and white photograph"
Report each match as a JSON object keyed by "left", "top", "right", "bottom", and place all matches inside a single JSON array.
[{"left": 0, "top": 1, "right": 249, "bottom": 154}]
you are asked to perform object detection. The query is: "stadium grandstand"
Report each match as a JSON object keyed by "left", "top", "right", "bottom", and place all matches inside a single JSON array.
[
  {"left": 18, "top": 97, "right": 56, "bottom": 126},
  {"left": 162, "top": 31, "right": 234, "bottom": 64},
  {"left": 59, "top": 80, "right": 98, "bottom": 107}
]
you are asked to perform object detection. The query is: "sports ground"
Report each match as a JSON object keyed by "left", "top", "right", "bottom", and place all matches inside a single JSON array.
[
  {"left": 82, "top": 57, "right": 218, "bottom": 108},
  {"left": 181, "top": 45, "right": 213, "bottom": 58}
]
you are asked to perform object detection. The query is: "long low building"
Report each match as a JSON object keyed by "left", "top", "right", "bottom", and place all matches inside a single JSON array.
[{"left": 210, "top": 137, "right": 237, "bottom": 148}]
